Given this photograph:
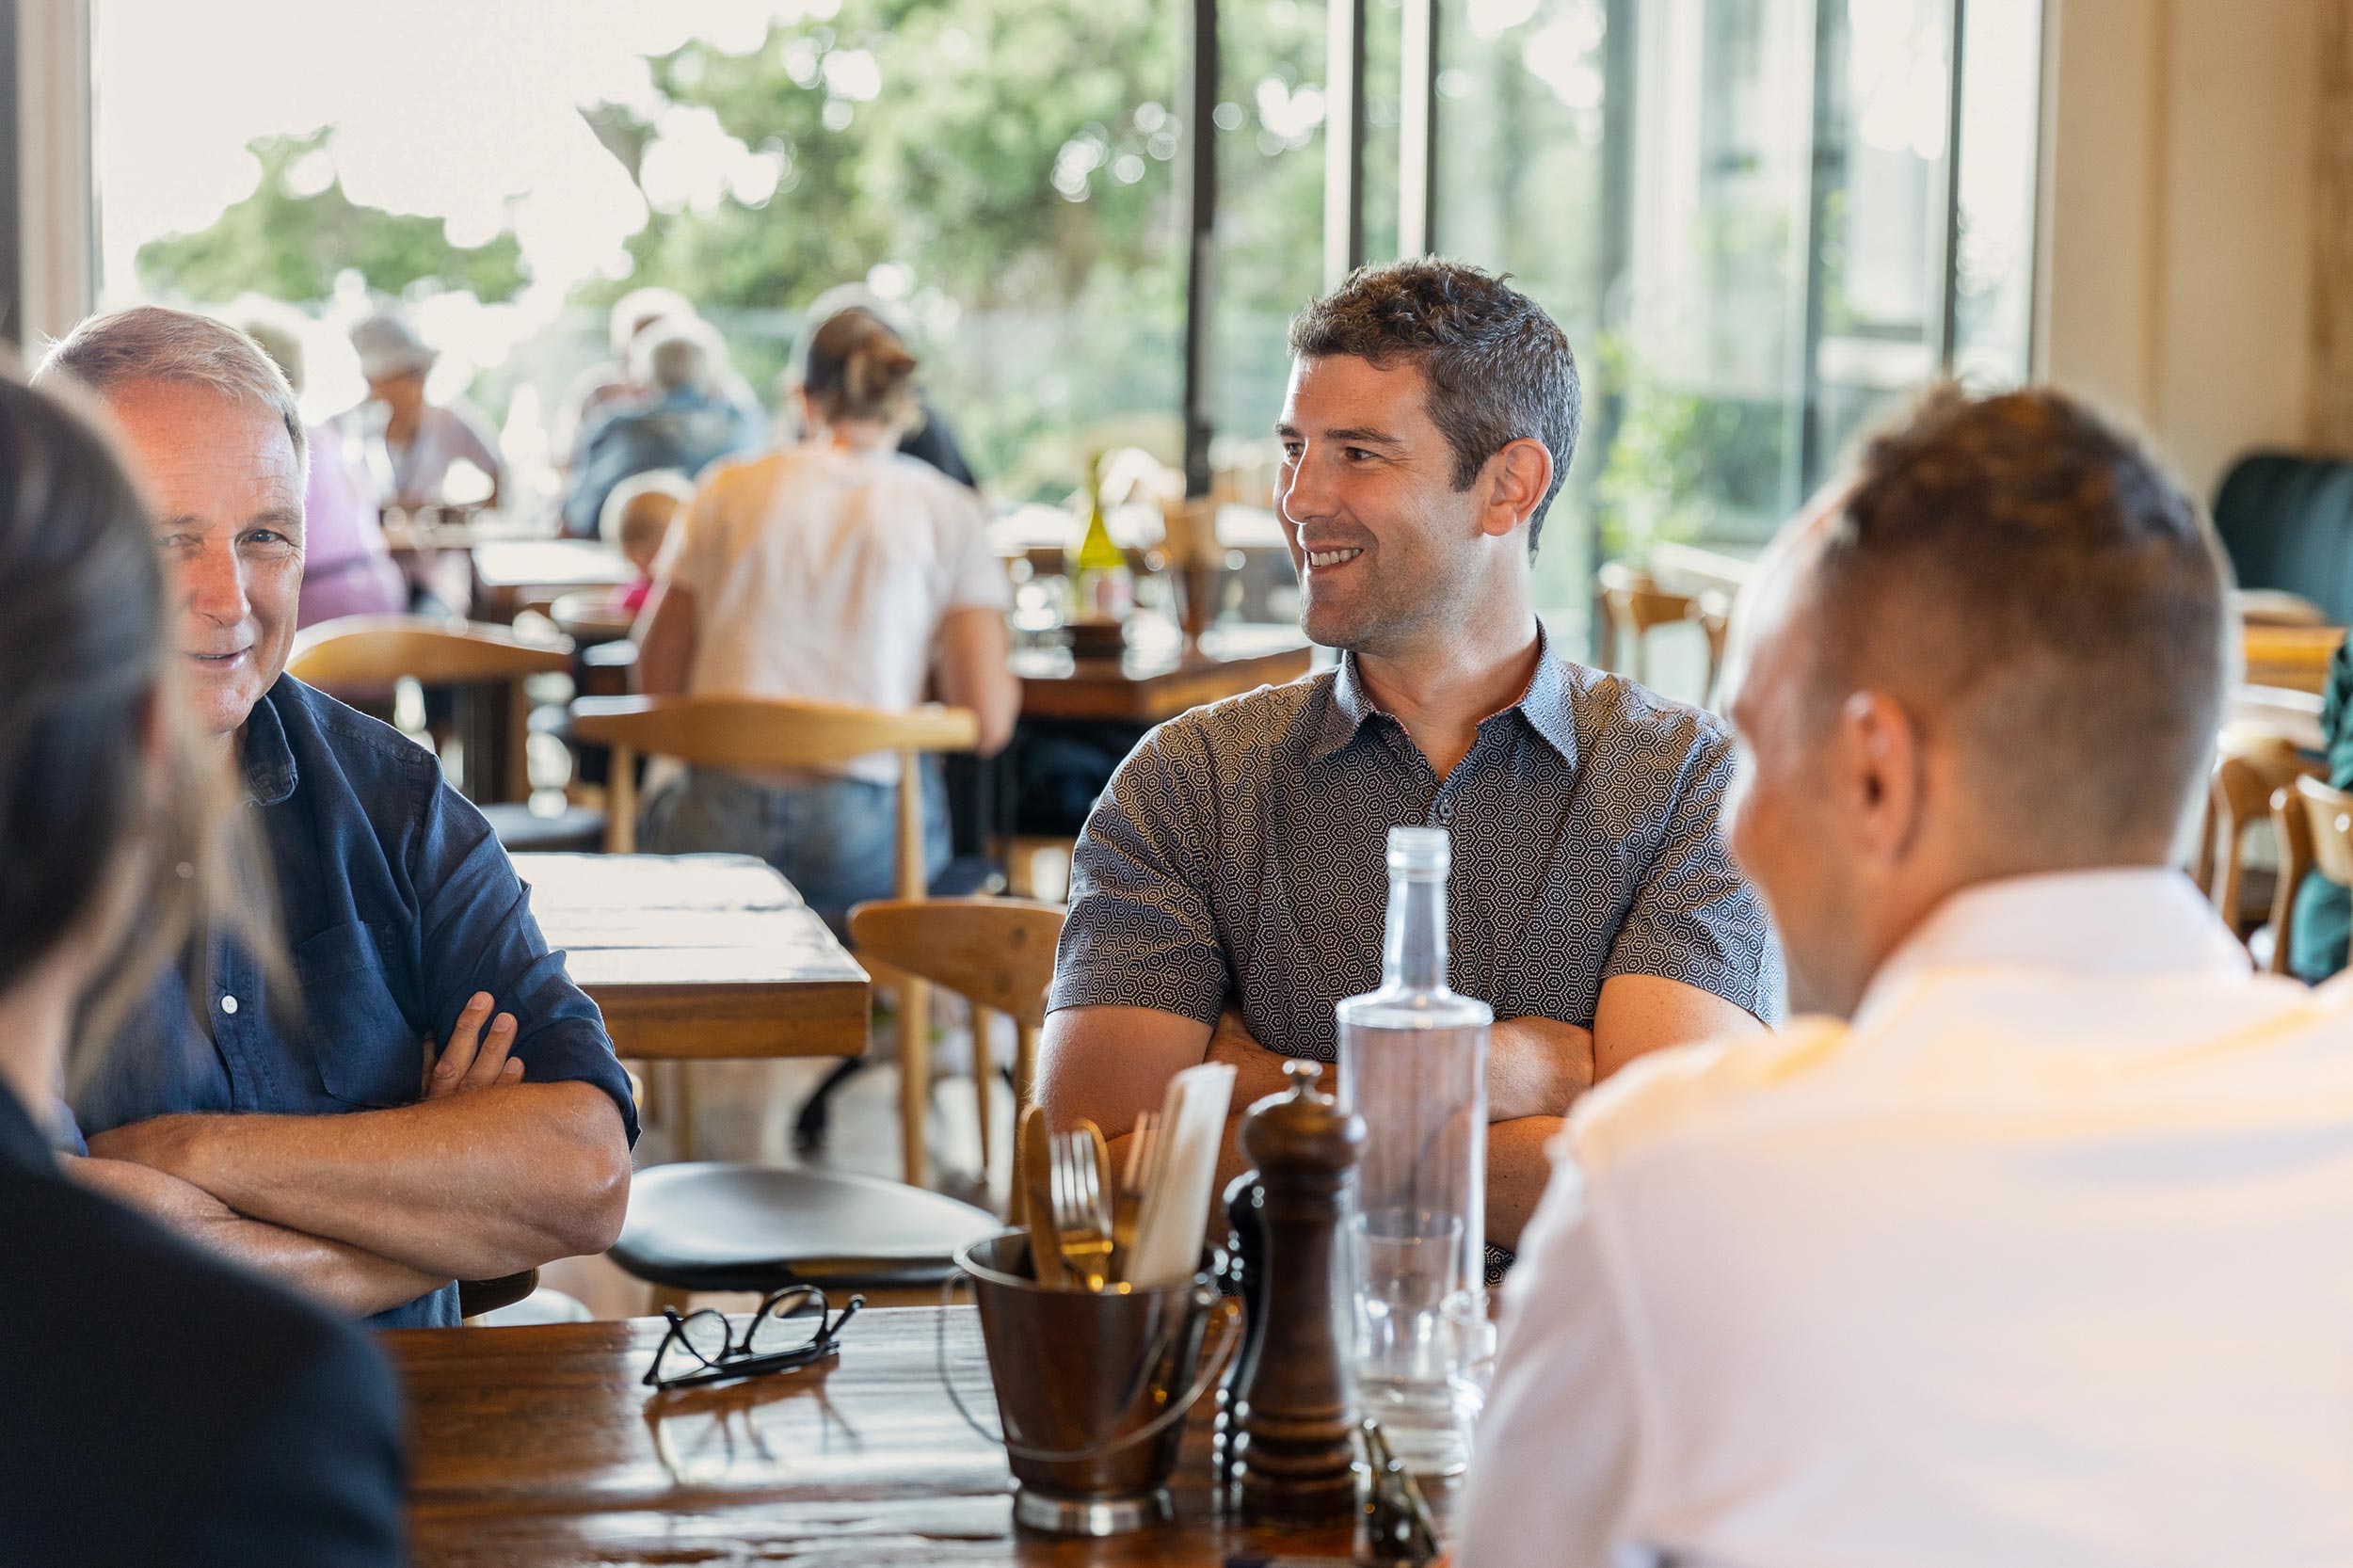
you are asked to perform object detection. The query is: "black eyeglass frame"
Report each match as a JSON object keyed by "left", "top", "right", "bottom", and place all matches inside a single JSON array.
[{"left": 642, "top": 1285, "right": 866, "bottom": 1390}]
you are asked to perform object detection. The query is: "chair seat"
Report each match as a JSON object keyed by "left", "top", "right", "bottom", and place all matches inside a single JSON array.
[
  {"left": 611, "top": 1162, "right": 1000, "bottom": 1293},
  {"left": 479, "top": 801, "right": 607, "bottom": 853}
]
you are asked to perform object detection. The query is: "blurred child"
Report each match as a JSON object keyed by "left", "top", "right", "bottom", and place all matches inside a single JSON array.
[{"left": 601, "top": 470, "right": 695, "bottom": 618}]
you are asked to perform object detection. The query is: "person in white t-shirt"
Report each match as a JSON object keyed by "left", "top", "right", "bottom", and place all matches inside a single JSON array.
[
  {"left": 1461, "top": 386, "right": 2353, "bottom": 1568},
  {"left": 632, "top": 308, "right": 1018, "bottom": 924}
]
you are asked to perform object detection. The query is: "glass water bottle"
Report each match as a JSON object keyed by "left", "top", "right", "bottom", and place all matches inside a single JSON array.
[{"left": 1337, "top": 825, "right": 1491, "bottom": 1475}]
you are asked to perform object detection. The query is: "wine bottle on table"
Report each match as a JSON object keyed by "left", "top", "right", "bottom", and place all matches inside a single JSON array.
[{"left": 1069, "top": 451, "right": 1133, "bottom": 623}]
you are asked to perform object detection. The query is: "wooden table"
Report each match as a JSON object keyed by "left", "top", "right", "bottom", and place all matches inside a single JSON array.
[
  {"left": 517, "top": 853, "right": 870, "bottom": 1060},
  {"left": 1015, "top": 621, "right": 1315, "bottom": 724},
  {"left": 2242, "top": 622, "right": 2346, "bottom": 695},
  {"left": 474, "top": 539, "right": 635, "bottom": 625},
  {"left": 389, "top": 1305, "right": 1413, "bottom": 1566}
]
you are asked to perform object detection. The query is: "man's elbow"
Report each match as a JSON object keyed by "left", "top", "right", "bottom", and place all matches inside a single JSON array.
[{"left": 552, "top": 1112, "right": 633, "bottom": 1257}]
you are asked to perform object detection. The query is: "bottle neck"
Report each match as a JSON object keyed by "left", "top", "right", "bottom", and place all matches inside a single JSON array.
[{"left": 1381, "top": 870, "right": 1447, "bottom": 993}]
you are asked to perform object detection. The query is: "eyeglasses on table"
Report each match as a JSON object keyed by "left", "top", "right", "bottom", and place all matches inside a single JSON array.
[{"left": 643, "top": 1285, "right": 866, "bottom": 1390}]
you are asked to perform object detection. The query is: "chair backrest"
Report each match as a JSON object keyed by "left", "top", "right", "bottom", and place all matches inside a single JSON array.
[
  {"left": 846, "top": 897, "right": 1064, "bottom": 1030},
  {"left": 2212, "top": 452, "right": 2353, "bottom": 627},
  {"left": 2267, "top": 774, "right": 2353, "bottom": 974},
  {"left": 287, "top": 616, "right": 573, "bottom": 694},
  {"left": 2202, "top": 733, "right": 2319, "bottom": 935},
  {"left": 571, "top": 695, "right": 980, "bottom": 885}
]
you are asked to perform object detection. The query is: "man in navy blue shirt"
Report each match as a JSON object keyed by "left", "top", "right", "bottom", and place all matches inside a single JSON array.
[{"left": 39, "top": 306, "right": 636, "bottom": 1327}]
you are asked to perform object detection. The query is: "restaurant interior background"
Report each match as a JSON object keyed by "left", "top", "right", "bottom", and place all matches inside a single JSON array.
[
  {"left": 2, "top": 0, "right": 2074, "bottom": 659},
  {"left": 5, "top": 1, "right": 2338, "bottom": 653}
]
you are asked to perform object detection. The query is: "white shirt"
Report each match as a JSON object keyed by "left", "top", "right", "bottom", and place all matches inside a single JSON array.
[
  {"left": 1461, "top": 869, "right": 2353, "bottom": 1568},
  {"left": 382, "top": 401, "right": 503, "bottom": 510},
  {"left": 664, "top": 443, "right": 1008, "bottom": 784}
]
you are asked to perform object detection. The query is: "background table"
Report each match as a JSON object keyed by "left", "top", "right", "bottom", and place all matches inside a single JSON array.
[
  {"left": 389, "top": 1305, "right": 1395, "bottom": 1567},
  {"left": 518, "top": 853, "right": 870, "bottom": 1060},
  {"left": 1014, "top": 621, "right": 1314, "bottom": 724},
  {"left": 473, "top": 538, "right": 635, "bottom": 624}
]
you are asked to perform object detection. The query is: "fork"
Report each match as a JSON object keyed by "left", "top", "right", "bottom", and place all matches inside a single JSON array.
[{"left": 1049, "top": 1130, "right": 1114, "bottom": 1292}]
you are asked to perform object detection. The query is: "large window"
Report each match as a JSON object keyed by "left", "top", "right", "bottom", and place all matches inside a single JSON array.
[
  {"left": 1431, "top": 0, "right": 2042, "bottom": 631},
  {"left": 94, "top": 0, "right": 1188, "bottom": 510},
  {"left": 90, "top": 0, "right": 2040, "bottom": 643}
]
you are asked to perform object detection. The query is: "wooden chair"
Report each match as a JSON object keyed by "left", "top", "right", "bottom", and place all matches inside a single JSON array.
[
  {"left": 848, "top": 897, "right": 1064, "bottom": 1218},
  {"left": 570, "top": 695, "right": 980, "bottom": 1187},
  {"left": 1596, "top": 562, "right": 1705, "bottom": 690},
  {"left": 2199, "top": 733, "right": 2323, "bottom": 942},
  {"left": 2268, "top": 774, "right": 2353, "bottom": 977},
  {"left": 287, "top": 616, "right": 603, "bottom": 849}
]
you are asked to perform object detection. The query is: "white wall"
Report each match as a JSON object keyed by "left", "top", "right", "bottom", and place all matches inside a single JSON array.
[{"left": 2038, "top": 0, "right": 2319, "bottom": 504}]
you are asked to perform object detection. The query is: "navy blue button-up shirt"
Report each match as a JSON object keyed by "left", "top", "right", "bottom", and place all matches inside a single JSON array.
[{"left": 71, "top": 675, "right": 638, "bottom": 1328}]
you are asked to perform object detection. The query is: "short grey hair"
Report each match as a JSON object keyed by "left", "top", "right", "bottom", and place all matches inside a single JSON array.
[
  {"left": 631, "top": 317, "right": 719, "bottom": 395},
  {"left": 36, "top": 305, "right": 308, "bottom": 476}
]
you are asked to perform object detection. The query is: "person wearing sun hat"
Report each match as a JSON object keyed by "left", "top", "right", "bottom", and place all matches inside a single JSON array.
[{"left": 346, "top": 310, "right": 504, "bottom": 512}]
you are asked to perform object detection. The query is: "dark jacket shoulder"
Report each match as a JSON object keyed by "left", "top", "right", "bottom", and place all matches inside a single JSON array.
[{"left": 0, "top": 1161, "right": 406, "bottom": 1567}]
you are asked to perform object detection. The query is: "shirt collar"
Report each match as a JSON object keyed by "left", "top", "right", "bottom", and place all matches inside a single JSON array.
[
  {"left": 1310, "top": 621, "right": 1581, "bottom": 768},
  {"left": 239, "top": 677, "right": 299, "bottom": 808},
  {"left": 1853, "top": 868, "right": 2251, "bottom": 1032}
]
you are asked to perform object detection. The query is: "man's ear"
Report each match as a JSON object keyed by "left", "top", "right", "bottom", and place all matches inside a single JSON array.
[
  {"left": 1480, "top": 437, "right": 1554, "bottom": 540},
  {"left": 1838, "top": 690, "right": 1926, "bottom": 869}
]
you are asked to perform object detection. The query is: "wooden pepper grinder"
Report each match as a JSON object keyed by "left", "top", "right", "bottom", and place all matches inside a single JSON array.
[{"left": 1235, "top": 1059, "right": 1367, "bottom": 1513}]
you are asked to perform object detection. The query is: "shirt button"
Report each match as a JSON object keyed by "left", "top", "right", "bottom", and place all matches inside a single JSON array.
[
  {"left": 219, "top": 994, "right": 239, "bottom": 1016},
  {"left": 1438, "top": 798, "right": 1455, "bottom": 824}
]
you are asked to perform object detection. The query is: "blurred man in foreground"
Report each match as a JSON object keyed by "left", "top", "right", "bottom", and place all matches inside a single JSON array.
[{"left": 1463, "top": 388, "right": 2353, "bottom": 1567}]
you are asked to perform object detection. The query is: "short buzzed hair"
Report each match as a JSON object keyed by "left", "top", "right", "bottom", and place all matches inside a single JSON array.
[
  {"left": 1811, "top": 386, "right": 2230, "bottom": 856},
  {"left": 36, "top": 305, "right": 308, "bottom": 476},
  {"left": 1289, "top": 260, "right": 1580, "bottom": 553}
]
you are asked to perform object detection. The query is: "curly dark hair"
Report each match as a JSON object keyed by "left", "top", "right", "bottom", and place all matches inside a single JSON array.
[{"left": 1289, "top": 259, "right": 1581, "bottom": 554}]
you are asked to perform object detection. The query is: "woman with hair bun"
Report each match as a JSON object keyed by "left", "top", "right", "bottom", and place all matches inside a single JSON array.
[
  {"left": 0, "top": 371, "right": 403, "bottom": 1564},
  {"left": 633, "top": 304, "right": 1019, "bottom": 929}
]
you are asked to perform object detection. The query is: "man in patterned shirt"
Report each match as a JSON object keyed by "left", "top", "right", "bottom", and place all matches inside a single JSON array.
[{"left": 1036, "top": 260, "right": 1784, "bottom": 1267}]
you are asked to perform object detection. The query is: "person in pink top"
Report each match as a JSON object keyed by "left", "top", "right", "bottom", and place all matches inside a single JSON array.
[
  {"left": 601, "top": 470, "right": 693, "bottom": 619},
  {"left": 238, "top": 312, "right": 407, "bottom": 627}
]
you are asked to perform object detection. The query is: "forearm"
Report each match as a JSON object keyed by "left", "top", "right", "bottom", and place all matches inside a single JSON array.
[
  {"left": 1486, "top": 1115, "right": 1568, "bottom": 1252},
  {"left": 96, "top": 1082, "right": 631, "bottom": 1281},
  {"left": 1490, "top": 1016, "right": 1596, "bottom": 1121},
  {"left": 69, "top": 1157, "right": 447, "bottom": 1318}
]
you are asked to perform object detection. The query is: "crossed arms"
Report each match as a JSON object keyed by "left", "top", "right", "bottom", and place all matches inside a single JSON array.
[
  {"left": 72, "top": 995, "right": 631, "bottom": 1317},
  {"left": 1036, "top": 974, "right": 1761, "bottom": 1252}
]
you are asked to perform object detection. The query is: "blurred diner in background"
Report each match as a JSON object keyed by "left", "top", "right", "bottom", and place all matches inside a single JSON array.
[{"left": 8, "top": 0, "right": 2353, "bottom": 1562}]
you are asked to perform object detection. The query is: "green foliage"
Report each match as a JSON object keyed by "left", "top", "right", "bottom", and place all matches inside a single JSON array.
[
  {"left": 1593, "top": 332, "right": 1788, "bottom": 560},
  {"left": 136, "top": 130, "right": 527, "bottom": 305}
]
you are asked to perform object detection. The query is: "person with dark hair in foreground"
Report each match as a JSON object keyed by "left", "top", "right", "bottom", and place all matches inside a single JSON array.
[
  {"left": 36, "top": 305, "right": 637, "bottom": 1329},
  {"left": 0, "top": 370, "right": 404, "bottom": 1566},
  {"left": 1463, "top": 387, "right": 2353, "bottom": 1567},
  {"left": 1035, "top": 260, "right": 1783, "bottom": 1277}
]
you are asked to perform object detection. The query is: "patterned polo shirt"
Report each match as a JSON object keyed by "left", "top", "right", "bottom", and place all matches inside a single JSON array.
[{"left": 1048, "top": 630, "right": 1785, "bottom": 1269}]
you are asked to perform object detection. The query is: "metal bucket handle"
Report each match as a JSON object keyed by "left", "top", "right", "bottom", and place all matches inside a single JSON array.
[{"left": 936, "top": 1272, "right": 1244, "bottom": 1464}]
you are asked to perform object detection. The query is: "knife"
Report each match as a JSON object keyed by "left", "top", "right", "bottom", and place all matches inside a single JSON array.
[{"left": 1019, "top": 1104, "right": 1066, "bottom": 1288}]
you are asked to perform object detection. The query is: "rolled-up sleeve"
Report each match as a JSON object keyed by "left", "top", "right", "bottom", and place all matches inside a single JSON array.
[
  {"left": 1601, "top": 730, "right": 1785, "bottom": 1024},
  {"left": 410, "top": 779, "right": 639, "bottom": 1143},
  {"left": 1047, "top": 723, "right": 1230, "bottom": 1027}
]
